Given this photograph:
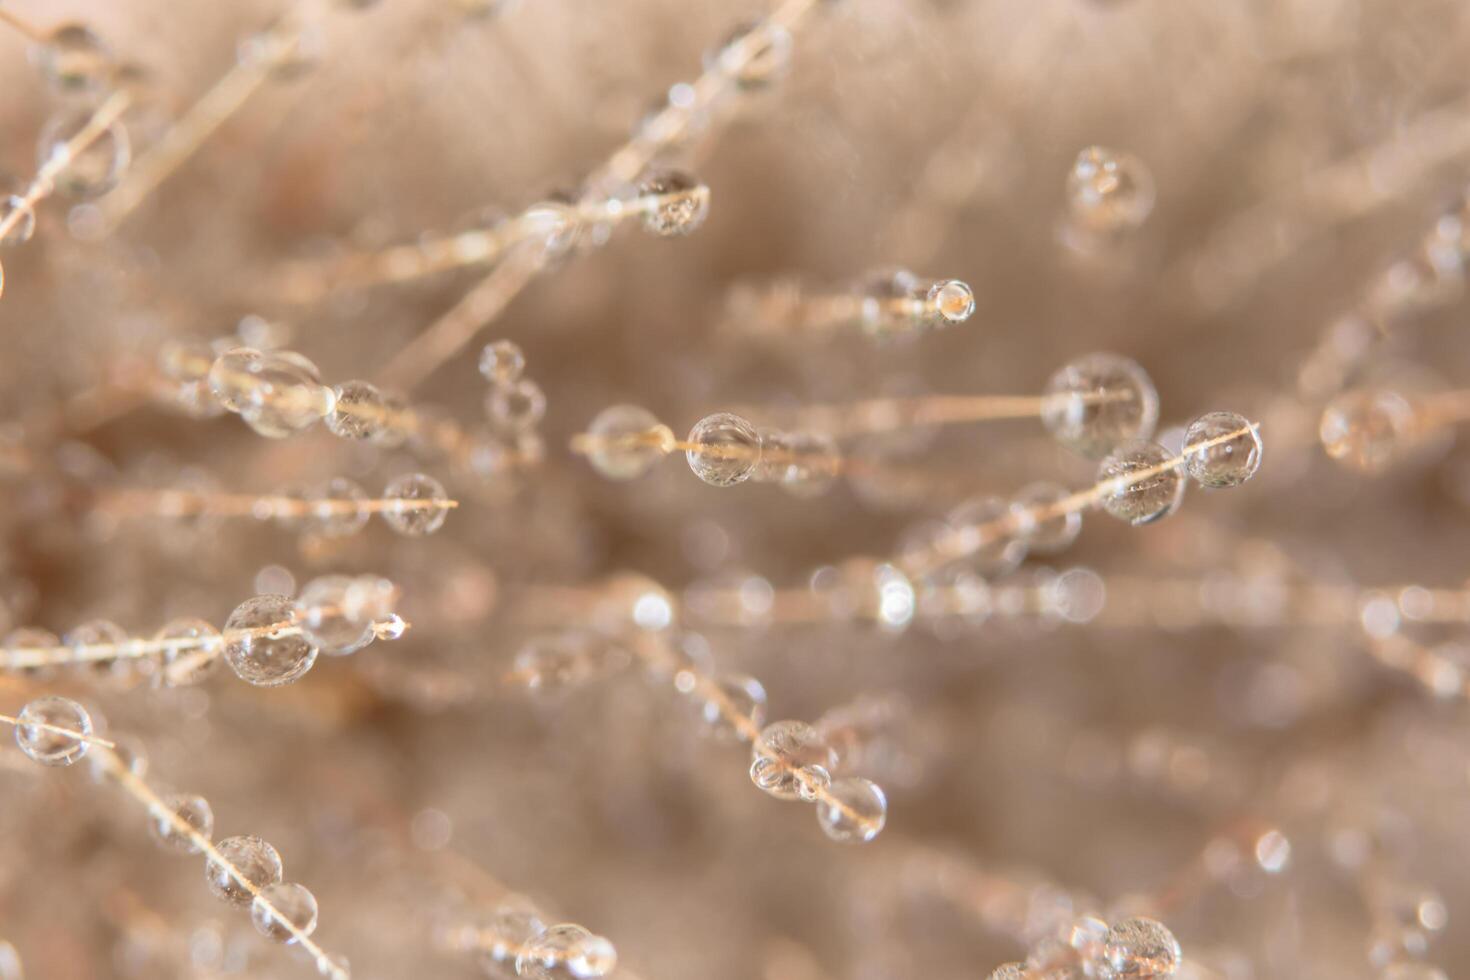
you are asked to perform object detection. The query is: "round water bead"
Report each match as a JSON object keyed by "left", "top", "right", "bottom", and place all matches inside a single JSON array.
[
  {"left": 1099, "top": 917, "right": 1181, "bottom": 979},
  {"left": 244, "top": 353, "right": 333, "bottom": 438},
  {"left": 1042, "top": 353, "right": 1159, "bottom": 458},
  {"left": 368, "top": 389, "right": 410, "bottom": 449},
  {"left": 88, "top": 733, "right": 147, "bottom": 784},
  {"left": 1319, "top": 388, "right": 1417, "bottom": 473},
  {"left": 36, "top": 108, "right": 131, "bottom": 198},
  {"left": 15, "top": 696, "right": 92, "bottom": 766},
  {"left": 479, "top": 340, "right": 526, "bottom": 385},
  {"left": 4, "top": 627, "right": 60, "bottom": 679},
  {"left": 1, "top": 196, "right": 36, "bottom": 247},
  {"left": 295, "top": 575, "right": 393, "bottom": 655},
  {"left": 208, "top": 347, "right": 334, "bottom": 437},
  {"left": 704, "top": 19, "right": 793, "bottom": 90},
  {"left": 698, "top": 673, "right": 768, "bottom": 741},
  {"left": 150, "top": 793, "right": 215, "bottom": 854},
  {"left": 1097, "top": 441, "right": 1185, "bottom": 526},
  {"left": 1067, "top": 146, "right": 1156, "bottom": 234},
  {"left": 687, "top": 412, "right": 762, "bottom": 486},
  {"left": 637, "top": 170, "right": 710, "bottom": 236},
  {"left": 238, "top": 18, "right": 325, "bottom": 80},
  {"left": 926, "top": 279, "right": 976, "bottom": 325},
  {"left": 63, "top": 618, "right": 130, "bottom": 677},
  {"left": 154, "top": 617, "right": 223, "bottom": 686},
  {"left": 326, "top": 380, "right": 389, "bottom": 440},
  {"left": 515, "top": 924, "right": 618, "bottom": 980},
  {"left": 206, "top": 835, "right": 284, "bottom": 907},
  {"left": 252, "top": 881, "right": 319, "bottom": 943},
  {"left": 485, "top": 378, "right": 547, "bottom": 434},
  {"left": 858, "top": 268, "right": 925, "bottom": 336},
  {"left": 1011, "top": 481, "right": 1083, "bottom": 554},
  {"left": 383, "top": 472, "right": 450, "bottom": 536},
  {"left": 476, "top": 896, "right": 546, "bottom": 977},
  {"left": 159, "top": 339, "right": 226, "bottom": 419},
  {"left": 35, "top": 23, "right": 112, "bottom": 94},
  {"left": 947, "top": 495, "right": 1029, "bottom": 576},
  {"left": 1183, "top": 411, "right": 1261, "bottom": 488},
  {"left": 585, "top": 404, "right": 674, "bottom": 480},
  {"left": 816, "top": 776, "right": 887, "bottom": 843},
  {"left": 223, "top": 594, "right": 318, "bottom": 687},
  {"left": 305, "top": 477, "right": 370, "bottom": 538},
  {"left": 750, "top": 720, "right": 837, "bottom": 801},
  {"left": 760, "top": 430, "right": 841, "bottom": 498}
]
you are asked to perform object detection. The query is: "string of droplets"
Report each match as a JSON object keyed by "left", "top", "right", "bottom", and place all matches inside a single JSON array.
[
  {"left": 0, "top": 574, "right": 407, "bottom": 688},
  {"left": 94, "top": 480, "right": 459, "bottom": 540},
  {"left": 1295, "top": 192, "right": 1470, "bottom": 402},
  {"left": 437, "top": 894, "right": 619, "bottom": 980},
  {"left": 277, "top": 174, "right": 712, "bottom": 305},
  {"left": 718, "top": 267, "right": 976, "bottom": 344},
  {"left": 2, "top": 699, "right": 350, "bottom": 979},
  {"left": 150, "top": 333, "right": 545, "bottom": 485},
  {"left": 93, "top": 0, "right": 392, "bottom": 233},
  {"left": 573, "top": 351, "right": 1164, "bottom": 494},
  {"left": 376, "top": 0, "right": 833, "bottom": 390},
  {"left": 508, "top": 573, "right": 890, "bottom": 845}
]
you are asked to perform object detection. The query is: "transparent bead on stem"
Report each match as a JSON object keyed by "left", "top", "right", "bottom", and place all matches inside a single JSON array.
[
  {"left": 205, "top": 835, "right": 283, "bottom": 907},
  {"left": 476, "top": 896, "right": 545, "bottom": 977},
  {"left": 1097, "top": 440, "right": 1185, "bottom": 526},
  {"left": 251, "top": 881, "right": 319, "bottom": 943},
  {"left": 926, "top": 279, "right": 975, "bottom": 325},
  {"left": 89, "top": 734, "right": 147, "bottom": 783},
  {"left": 326, "top": 380, "right": 389, "bottom": 440},
  {"left": 150, "top": 793, "right": 214, "bottom": 854},
  {"left": 1098, "top": 917, "right": 1181, "bottom": 979},
  {"left": 687, "top": 412, "right": 762, "bottom": 486},
  {"left": 815, "top": 776, "right": 887, "bottom": 843},
  {"left": 750, "top": 720, "right": 837, "bottom": 801},
  {"left": 305, "top": 477, "right": 369, "bottom": 539},
  {"left": 585, "top": 404, "right": 674, "bottom": 480},
  {"left": 0, "top": 197, "right": 37, "bottom": 247},
  {"left": 698, "top": 673, "right": 768, "bottom": 742},
  {"left": 637, "top": 170, "right": 710, "bottom": 236},
  {"left": 1042, "top": 353, "right": 1159, "bottom": 458},
  {"left": 4, "top": 628, "right": 60, "bottom": 679},
  {"left": 35, "top": 23, "right": 113, "bottom": 94},
  {"left": 948, "top": 495, "right": 1029, "bottom": 576},
  {"left": 858, "top": 268, "right": 925, "bottom": 337},
  {"left": 1067, "top": 146, "right": 1156, "bottom": 234},
  {"left": 155, "top": 618, "right": 222, "bottom": 686},
  {"left": 223, "top": 594, "right": 319, "bottom": 687},
  {"left": 704, "top": 19, "right": 793, "bottom": 90},
  {"left": 761, "top": 430, "right": 841, "bottom": 498},
  {"left": 1183, "top": 411, "right": 1262, "bottom": 488},
  {"left": 516, "top": 923, "right": 618, "bottom": 980},
  {"left": 479, "top": 340, "right": 526, "bottom": 385},
  {"left": 14, "top": 696, "right": 92, "bottom": 766},
  {"left": 37, "top": 108, "right": 132, "bottom": 199},
  {"left": 238, "top": 18, "right": 325, "bottom": 80},
  {"left": 1011, "top": 481, "right": 1083, "bottom": 554},
  {"left": 295, "top": 575, "right": 387, "bottom": 655},
  {"left": 1320, "top": 388, "right": 1417, "bottom": 473},
  {"left": 486, "top": 378, "right": 547, "bottom": 435},
  {"left": 382, "top": 473, "right": 450, "bottom": 537},
  {"left": 63, "top": 618, "right": 134, "bottom": 683}
]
